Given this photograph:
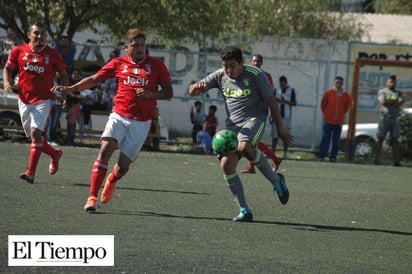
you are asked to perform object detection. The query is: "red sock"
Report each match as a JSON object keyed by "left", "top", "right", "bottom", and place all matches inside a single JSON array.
[
  {"left": 42, "top": 137, "right": 57, "bottom": 157},
  {"left": 247, "top": 162, "right": 254, "bottom": 168},
  {"left": 27, "top": 142, "right": 43, "bottom": 175},
  {"left": 107, "top": 165, "right": 125, "bottom": 184},
  {"left": 258, "top": 142, "right": 280, "bottom": 162},
  {"left": 89, "top": 160, "right": 108, "bottom": 197}
]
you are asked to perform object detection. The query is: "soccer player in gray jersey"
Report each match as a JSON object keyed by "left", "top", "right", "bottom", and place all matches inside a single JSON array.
[
  {"left": 189, "top": 46, "right": 294, "bottom": 222},
  {"left": 374, "top": 74, "right": 404, "bottom": 166}
]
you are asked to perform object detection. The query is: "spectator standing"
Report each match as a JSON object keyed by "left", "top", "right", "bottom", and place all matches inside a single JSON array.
[
  {"left": 101, "top": 49, "right": 120, "bottom": 112},
  {"left": 188, "top": 46, "right": 293, "bottom": 222},
  {"left": 47, "top": 35, "right": 76, "bottom": 145},
  {"left": 52, "top": 28, "right": 173, "bottom": 212},
  {"left": 65, "top": 95, "right": 81, "bottom": 146},
  {"left": 272, "top": 76, "right": 297, "bottom": 159},
  {"left": 250, "top": 53, "right": 274, "bottom": 87},
  {"left": 1, "top": 25, "right": 21, "bottom": 78},
  {"left": 3, "top": 22, "right": 69, "bottom": 183},
  {"left": 204, "top": 105, "right": 218, "bottom": 138},
  {"left": 46, "top": 78, "right": 65, "bottom": 146},
  {"left": 317, "top": 76, "right": 351, "bottom": 162},
  {"left": 241, "top": 53, "right": 282, "bottom": 174},
  {"left": 190, "top": 100, "right": 207, "bottom": 144},
  {"left": 1, "top": 26, "right": 17, "bottom": 58},
  {"left": 68, "top": 69, "right": 96, "bottom": 134},
  {"left": 53, "top": 35, "right": 76, "bottom": 75},
  {"left": 374, "top": 74, "right": 404, "bottom": 166}
]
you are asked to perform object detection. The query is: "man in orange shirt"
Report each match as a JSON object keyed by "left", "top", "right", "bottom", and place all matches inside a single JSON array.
[{"left": 317, "top": 76, "right": 351, "bottom": 162}]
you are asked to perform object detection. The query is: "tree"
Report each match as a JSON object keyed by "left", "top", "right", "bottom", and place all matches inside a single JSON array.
[
  {"left": 367, "top": 0, "right": 412, "bottom": 14},
  {"left": 6, "top": 0, "right": 409, "bottom": 48},
  {"left": 0, "top": 0, "right": 117, "bottom": 43}
]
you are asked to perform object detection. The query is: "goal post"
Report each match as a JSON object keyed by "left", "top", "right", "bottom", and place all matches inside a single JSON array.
[{"left": 345, "top": 58, "right": 412, "bottom": 160}]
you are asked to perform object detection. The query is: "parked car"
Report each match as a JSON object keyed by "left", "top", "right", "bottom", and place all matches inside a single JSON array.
[
  {"left": 340, "top": 101, "right": 412, "bottom": 157},
  {"left": 340, "top": 123, "right": 378, "bottom": 157},
  {"left": 0, "top": 89, "right": 169, "bottom": 143}
]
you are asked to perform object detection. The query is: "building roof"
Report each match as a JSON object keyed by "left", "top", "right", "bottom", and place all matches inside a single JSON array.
[{"left": 356, "top": 13, "right": 412, "bottom": 45}]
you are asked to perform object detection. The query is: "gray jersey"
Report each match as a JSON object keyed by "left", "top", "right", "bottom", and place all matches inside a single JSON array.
[
  {"left": 202, "top": 64, "right": 273, "bottom": 126},
  {"left": 378, "top": 87, "right": 403, "bottom": 119}
]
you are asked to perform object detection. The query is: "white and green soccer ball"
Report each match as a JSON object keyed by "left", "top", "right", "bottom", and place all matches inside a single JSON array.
[{"left": 212, "top": 130, "right": 238, "bottom": 155}]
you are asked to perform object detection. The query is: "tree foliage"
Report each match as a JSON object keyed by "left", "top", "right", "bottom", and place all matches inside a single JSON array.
[
  {"left": 0, "top": 0, "right": 409, "bottom": 47},
  {"left": 365, "top": 0, "right": 412, "bottom": 14}
]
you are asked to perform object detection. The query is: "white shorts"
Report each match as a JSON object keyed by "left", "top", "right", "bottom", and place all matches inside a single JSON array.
[
  {"left": 18, "top": 100, "right": 52, "bottom": 137},
  {"left": 271, "top": 117, "right": 292, "bottom": 138},
  {"left": 102, "top": 112, "right": 152, "bottom": 161}
]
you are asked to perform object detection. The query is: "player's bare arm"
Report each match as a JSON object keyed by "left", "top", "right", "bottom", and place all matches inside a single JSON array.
[
  {"left": 51, "top": 74, "right": 101, "bottom": 95},
  {"left": 188, "top": 81, "right": 207, "bottom": 96},
  {"left": 135, "top": 84, "right": 173, "bottom": 100},
  {"left": 2, "top": 67, "right": 15, "bottom": 94}
]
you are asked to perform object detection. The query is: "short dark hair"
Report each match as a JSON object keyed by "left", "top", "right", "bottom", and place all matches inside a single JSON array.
[
  {"left": 251, "top": 54, "right": 263, "bottom": 62},
  {"left": 279, "top": 76, "right": 288, "bottom": 83},
  {"left": 221, "top": 46, "right": 243, "bottom": 63},
  {"left": 335, "top": 76, "right": 344, "bottom": 82},
  {"left": 29, "top": 22, "right": 45, "bottom": 31},
  {"left": 194, "top": 100, "right": 202, "bottom": 107},
  {"left": 389, "top": 74, "right": 397, "bottom": 81},
  {"left": 209, "top": 105, "right": 217, "bottom": 112},
  {"left": 125, "top": 28, "right": 145, "bottom": 43}
]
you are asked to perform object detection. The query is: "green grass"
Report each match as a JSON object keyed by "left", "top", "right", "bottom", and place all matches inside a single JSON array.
[{"left": 1, "top": 142, "right": 411, "bottom": 273}]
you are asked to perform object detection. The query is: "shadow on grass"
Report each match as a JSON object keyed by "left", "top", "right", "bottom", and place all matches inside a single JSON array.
[
  {"left": 90, "top": 209, "right": 412, "bottom": 236},
  {"left": 73, "top": 183, "right": 209, "bottom": 196}
]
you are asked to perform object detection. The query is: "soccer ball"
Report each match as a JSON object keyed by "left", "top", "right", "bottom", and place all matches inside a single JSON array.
[{"left": 212, "top": 130, "right": 238, "bottom": 155}]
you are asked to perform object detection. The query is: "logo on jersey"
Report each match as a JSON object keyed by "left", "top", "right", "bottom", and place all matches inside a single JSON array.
[
  {"left": 123, "top": 76, "right": 148, "bottom": 85},
  {"left": 23, "top": 62, "right": 45, "bottom": 73},
  {"left": 32, "top": 55, "right": 38, "bottom": 62},
  {"left": 133, "top": 67, "right": 139, "bottom": 74},
  {"left": 223, "top": 88, "right": 251, "bottom": 97},
  {"left": 243, "top": 78, "right": 250, "bottom": 87},
  {"left": 122, "top": 65, "right": 128, "bottom": 73}
]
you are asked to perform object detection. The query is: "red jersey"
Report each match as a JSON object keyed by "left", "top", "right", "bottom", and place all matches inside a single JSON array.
[
  {"left": 205, "top": 114, "right": 218, "bottom": 137},
  {"left": 96, "top": 55, "right": 172, "bottom": 121},
  {"left": 264, "top": 70, "right": 274, "bottom": 88},
  {"left": 6, "top": 44, "right": 66, "bottom": 104}
]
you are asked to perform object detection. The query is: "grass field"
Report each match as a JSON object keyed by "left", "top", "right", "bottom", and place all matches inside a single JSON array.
[{"left": 0, "top": 142, "right": 411, "bottom": 273}]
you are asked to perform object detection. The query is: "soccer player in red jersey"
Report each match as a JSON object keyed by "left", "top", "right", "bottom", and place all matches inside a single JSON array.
[
  {"left": 240, "top": 54, "right": 282, "bottom": 174},
  {"left": 3, "top": 22, "right": 69, "bottom": 183},
  {"left": 52, "top": 28, "right": 173, "bottom": 212}
]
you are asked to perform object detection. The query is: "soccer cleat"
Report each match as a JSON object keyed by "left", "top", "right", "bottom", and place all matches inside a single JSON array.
[
  {"left": 240, "top": 167, "right": 256, "bottom": 174},
  {"left": 272, "top": 158, "right": 282, "bottom": 172},
  {"left": 84, "top": 196, "right": 97, "bottom": 212},
  {"left": 233, "top": 208, "right": 253, "bottom": 222},
  {"left": 273, "top": 173, "right": 289, "bottom": 205},
  {"left": 19, "top": 171, "right": 34, "bottom": 183},
  {"left": 101, "top": 179, "right": 117, "bottom": 203},
  {"left": 49, "top": 149, "right": 63, "bottom": 175}
]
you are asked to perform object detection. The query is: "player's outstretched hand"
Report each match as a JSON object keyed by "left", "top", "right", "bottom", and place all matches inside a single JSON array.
[
  {"left": 278, "top": 129, "right": 294, "bottom": 147},
  {"left": 188, "top": 81, "right": 207, "bottom": 96}
]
